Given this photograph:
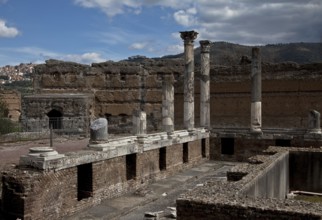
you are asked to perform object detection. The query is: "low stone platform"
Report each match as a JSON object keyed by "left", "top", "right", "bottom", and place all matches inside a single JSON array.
[{"left": 177, "top": 147, "right": 322, "bottom": 219}]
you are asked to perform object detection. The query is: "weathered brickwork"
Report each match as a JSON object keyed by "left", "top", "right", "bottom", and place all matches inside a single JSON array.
[
  {"left": 1, "top": 134, "right": 209, "bottom": 220},
  {"left": 0, "top": 89, "right": 21, "bottom": 121},
  {"left": 92, "top": 157, "right": 127, "bottom": 198},
  {"left": 2, "top": 168, "right": 78, "bottom": 220},
  {"left": 24, "top": 60, "right": 322, "bottom": 133}
]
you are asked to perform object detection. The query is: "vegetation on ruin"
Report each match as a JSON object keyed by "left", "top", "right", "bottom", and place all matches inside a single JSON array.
[
  {"left": 294, "top": 195, "right": 322, "bottom": 203},
  {"left": 0, "top": 100, "right": 20, "bottom": 135},
  {"left": 2, "top": 80, "right": 33, "bottom": 96}
]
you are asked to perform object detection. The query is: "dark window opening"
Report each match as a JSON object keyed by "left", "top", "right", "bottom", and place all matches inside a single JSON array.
[
  {"left": 119, "top": 113, "right": 128, "bottom": 123},
  {"left": 105, "top": 113, "right": 112, "bottom": 121},
  {"left": 202, "top": 138, "right": 206, "bottom": 158},
  {"left": 120, "top": 73, "right": 126, "bottom": 81},
  {"left": 77, "top": 163, "right": 93, "bottom": 201},
  {"left": 183, "top": 142, "right": 189, "bottom": 163},
  {"left": 221, "top": 138, "right": 234, "bottom": 155},
  {"left": 275, "top": 139, "right": 291, "bottom": 147},
  {"left": 159, "top": 147, "right": 167, "bottom": 171},
  {"left": 126, "top": 154, "right": 137, "bottom": 180},
  {"left": 47, "top": 109, "right": 63, "bottom": 129},
  {"left": 105, "top": 113, "right": 112, "bottom": 126}
]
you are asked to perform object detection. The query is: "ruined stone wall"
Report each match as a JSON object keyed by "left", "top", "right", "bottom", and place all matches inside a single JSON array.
[
  {"left": 185, "top": 62, "right": 322, "bottom": 129},
  {"left": 1, "top": 137, "right": 209, "bottom": 219},
  {"left": 21, "top": 94, "right": 94, "bottom": 133},
  {"left": 177, "top": 147, "right": 322, "bottom": 220},
  {"left": 92, "top": 157, "right": 127, "bottom": 199},
  {"left": 32, "top": 59, "right": 184, "bottom": 133},
  {"left": 0, "top": 89, "right": 21, "bottom": 121},
  {"left": 31, "top": 60, "right": 322, "bottom": 132},
  {"left": 2, "top": 168, "right": 77, "bottom": 220},
  {"left": 210, "top": 137, "right": 276, "bottom": 162}
]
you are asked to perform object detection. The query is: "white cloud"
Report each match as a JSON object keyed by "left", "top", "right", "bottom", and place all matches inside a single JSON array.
[
  {"left": 73, "top": 0, "right": 141, "bottom": 17},
  {"left": 73, "top": 0, "right": 196, "bottom": 17},
  {"left": 165, "top": 44, "right": 183, "bottom": 55},
  {"left": 8, "top": 46, "right": 59, "bottom": 58},
  {"left": 0, "top": 19, "right": 19, "bottom": 38},
  {"left": 129, "top": 42, "right": 147, "bottom": 50},
  {"left": 1, "top": 46, "right": 106, "bottom": 64},
  {"left": 173, "top": 7, "right": 197, "bottom": 27},
  {"left": 73, "top": 0, "right": 322, "bottom": 44},
  {"left": 64, "top": 52, "right": 105, "bottom": 64},
  {"left": 195, "top": 0, "right": 322, "bottom": 44}
]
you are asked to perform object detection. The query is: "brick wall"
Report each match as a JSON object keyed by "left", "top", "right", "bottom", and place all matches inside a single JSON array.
[
  {"left": 31, "top": 61, "right": 322, "bottom": 133},
  {"left": 1, "top": 138, "right": 209, "bottom": 219},
  {"left": 176, "top": 200, "right": 320, "bottom": 220}
]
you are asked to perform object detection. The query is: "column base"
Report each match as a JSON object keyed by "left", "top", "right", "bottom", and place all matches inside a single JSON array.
[{"left": 250, "top": 127, "right": 263, "bottom": 135}]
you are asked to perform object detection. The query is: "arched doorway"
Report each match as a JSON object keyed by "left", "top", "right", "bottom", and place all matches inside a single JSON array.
[{"left": 47, "top": 109, "right": 62, "bottom": 129}]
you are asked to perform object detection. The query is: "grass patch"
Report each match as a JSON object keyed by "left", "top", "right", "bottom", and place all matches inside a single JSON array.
[{"left": 294, "top": 195, "right": 322, "bottom": 203}]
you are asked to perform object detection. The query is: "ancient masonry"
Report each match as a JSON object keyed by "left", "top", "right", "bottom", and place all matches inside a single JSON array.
[
  {"left": 2, "top": 30, "right": 322, "bottom": 219},
  {"left": 177, "top": 146, "right": 322, "bottom": 219},
  {"left": 0, "top": 89, "right": 21, "bottom": 121}
]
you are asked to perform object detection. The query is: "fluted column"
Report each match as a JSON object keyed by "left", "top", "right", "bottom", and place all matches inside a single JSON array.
[
  {"left": 250, "top": 47, "right": 262, "bottom": 133},
  {"left": 162, "top": 75, "right": 174, "bottom": 134},
  {"left": 132, "top": 110, "right": 146, "bottom": 136},
  {"left": 180, "top": 30, "right": 198, "bottom": 131},
  {"left": 200, "top": 40, "right": 211, "bottom": 129}
]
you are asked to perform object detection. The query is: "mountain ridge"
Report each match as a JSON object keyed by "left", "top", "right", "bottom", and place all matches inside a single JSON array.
[{"left": 162, "top": 41, "right": 322, "bottom": 66}]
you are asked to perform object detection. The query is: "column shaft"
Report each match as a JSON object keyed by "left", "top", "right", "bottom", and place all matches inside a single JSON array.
[
  {"left": 200, "top": 40, "right": 211, "bottom": 128},
  {"left": 132, "top": 110, "right": 146, "bottom": 136},
  {"left": 162, "top": 75, "right": 174, "bottom": 133},
  {"left": 180, "top": 31, "right": 198, "bottom": 131},
  {"left": 251, "top": 47, "right": 262, "bottom": 133}
]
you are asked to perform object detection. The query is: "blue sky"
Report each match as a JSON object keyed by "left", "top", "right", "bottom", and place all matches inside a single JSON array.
[{"left": 0, "top": 0, "right": 321, "bottom": 66}]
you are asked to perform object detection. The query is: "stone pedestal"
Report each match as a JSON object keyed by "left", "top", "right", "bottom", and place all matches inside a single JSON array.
[
  {"left": 250, "top": 47, "right": 262, "bottom": 133},
  {"left": 19, "top": 147, "right": 65, "bottom": 170},
  {"left": 180, "top": 30, "right": 198, "bottom": 131},
  {"left": 132, "top": 110, "right": 147, "bottom": 136},
  {"left": 162, "top": 75, "right": 175, "bottom": 134},
  {"left": 90, "top": 118, "right": 108, "bottom": 141},
  {"left": 200, "top": 40, "right": 211, "bottom": 129}
]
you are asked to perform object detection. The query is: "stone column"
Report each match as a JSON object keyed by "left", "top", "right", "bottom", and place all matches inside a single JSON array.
[
  {"left": 250, "top": 47, "right": 262, "bottom": 133},
  {"left": 90, "top": 118, "right": 108, "bottom": 141},
  {"left": 307, "top": 110, "right": 322, "bottom": 134},
  {"left": 162, "top": 75, "right": 174, "bottom": 134},
  {"left": 132, "top": 110, "right": 147, "bottom": 136},
  {"left": 200, "top": 40, "right": 211, "bottom": 129},
  {"left": 180, "top": 30, "right": 198, "bottom": 131}
]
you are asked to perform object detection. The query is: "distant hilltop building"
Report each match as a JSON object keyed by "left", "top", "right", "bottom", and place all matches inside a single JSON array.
[{"left": 0, "top": 63, "right": 35, "bottom": 84}]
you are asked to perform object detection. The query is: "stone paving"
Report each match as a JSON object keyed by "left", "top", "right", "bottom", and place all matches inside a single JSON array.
[{"left": 64, "top": 161, "right": 238, "bottom": 220}]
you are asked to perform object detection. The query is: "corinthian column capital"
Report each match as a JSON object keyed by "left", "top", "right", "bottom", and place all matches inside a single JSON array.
[
  {"left": 200, "top": 40, "right": 211, "bottom": 53},
  {"left": 180, "top": 31, "right": 198, "bottom": 45}
]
